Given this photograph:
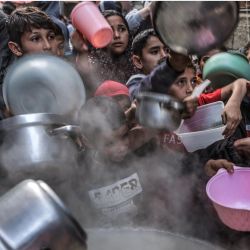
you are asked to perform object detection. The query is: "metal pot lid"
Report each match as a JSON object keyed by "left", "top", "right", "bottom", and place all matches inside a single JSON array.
[
  {"left": 137, "top": 92, "right": 184, "bottom": 112},
  {"left": 0, "top": 113, "right": 71, "bottom": 131},
  {"left": 152, "top": 2, "right": 239, "bottom": 55},
  {"left": 3, "top": 54, "right": 86, "bottom": 116}
]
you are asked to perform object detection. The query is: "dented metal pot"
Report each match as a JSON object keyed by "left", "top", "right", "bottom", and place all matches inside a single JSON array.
[{"left": 0, "top": 179, "right": 87, "bottom": 250}]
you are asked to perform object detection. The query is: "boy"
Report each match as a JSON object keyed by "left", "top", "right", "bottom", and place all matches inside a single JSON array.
[
  {"left": 94, "top": 80, "right": 131, "bottom": 112},
  {"left": 6, "top": 6, "right": 64, "bottom": 57},
  {"left": 126, "top": 28, "right": 169, "bottom": 100},
  {"left": 75, "top": 96, "right": 233, "bottom": 230}
]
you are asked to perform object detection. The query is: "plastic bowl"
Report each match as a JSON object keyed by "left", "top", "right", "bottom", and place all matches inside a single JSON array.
[
  {"left": 203, "top": 52, "right": 250, "bottom": 89},
  {"left": 176, "top": 101, "right": 225, "bottom": 152},
  {"left": 206, "top": 166, "right": 250, "bottom": 231}
]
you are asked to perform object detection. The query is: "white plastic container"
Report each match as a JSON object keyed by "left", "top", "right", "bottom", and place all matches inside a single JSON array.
[{"left": 176, "top": 101, "right": 226, "bottom": 152}]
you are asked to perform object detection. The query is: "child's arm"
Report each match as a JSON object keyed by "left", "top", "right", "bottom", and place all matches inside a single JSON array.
[
  {"left": 221, "top": 78, "right": 248, "bottom": 138},
  {"left": 70, "top": 29, "right": 89, "bottom": 53},
  {"left": 204, "top": 159, "right": 234, "bottom": 177}
]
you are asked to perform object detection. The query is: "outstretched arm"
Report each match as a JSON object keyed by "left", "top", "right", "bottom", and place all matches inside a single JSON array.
[{"left": 221, "top": 78, "right": 248, "bottom": 138}]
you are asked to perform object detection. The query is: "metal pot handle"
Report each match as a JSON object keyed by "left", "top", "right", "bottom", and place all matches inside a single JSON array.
[{"left": 49, "top": 125, "right": 85, "bottom": 151}]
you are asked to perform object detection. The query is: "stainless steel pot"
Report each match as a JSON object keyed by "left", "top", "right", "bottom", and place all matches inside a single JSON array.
[
  {"left": 136, "top": 92, "right": 184, "bottom": 131},
  {"left": 0, "top": 113, "right": 82, "bottom": 192},
  {"left": 0, "top": 179, "right": 87, "bottom": 250},
  {"left": 151, "top": 2, "right": 239, "bottom": 55},
  {"left": 3, "top": 54, "right": 86, "bottom": 120},
  {"left": 87, "top": 228, "right": 225, "bottom": 250}
]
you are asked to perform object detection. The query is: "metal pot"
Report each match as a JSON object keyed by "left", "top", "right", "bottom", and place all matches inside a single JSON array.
[
  {"left": 87, "top": 228, "right": 225, "bottom": 250},
  {"left": 0, "top": 113, "right": 82, "bottom": 192},
  {"left": 136, "top": 92, "right": 184, "bottom": 131},
  {"left": 0, "top": 179, "right": 87, "bottom": 250},
  {"left": 151, "top": 2, "right": 239, "bottom": 55},
  {"left": 3, "top": 54, "right": 86, "bottom": 120}
]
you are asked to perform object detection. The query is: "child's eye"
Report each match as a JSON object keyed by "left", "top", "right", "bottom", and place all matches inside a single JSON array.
[
  {"left": 150, "top": 49, "right": 159, "bottom": 55},
  {"left": 58, "top": 42, "right": 64, "bottom": 50},
  {"left": 176, "top": 79, "right": 187, "bottom": 87},
  {"left": 48, "top": 33, "right": 56, "bottom": 40},
  {"left": 30, "top": 36, "right": 40, "bottom": 42},
  {"left": 118, "top": 26, "right": 127, "bottom": 33},
  {"left": 191, "top": 78, "right": 198, "bottom": 87}
]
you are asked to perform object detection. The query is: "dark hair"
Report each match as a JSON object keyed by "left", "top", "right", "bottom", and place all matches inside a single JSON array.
[
  {"left": 99, "top": 1, "right": 122, "bottom": 14},
  {"left": 6, "top": 6, "right": 57, "bottom": 45},
  {"left": 243, "top": 41, "right": 250, "bottom": 54},
  {"left": 78, "top": 96, "right": 126, "bottom": 142},
  {"left": 2, "top": 1, "right": 16, "bottom": 15},
  {"left": 102, "top": 10, "right": 130, "bottom": 35},
  {"left": 131, "top": 28, "right": 157, "bottom": 56}
]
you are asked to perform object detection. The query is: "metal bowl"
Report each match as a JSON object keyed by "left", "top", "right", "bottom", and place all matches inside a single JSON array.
[
  {"left": 136, "top": 92, "right": 184, "bottom": 131},
  {"left": 152, "top": 2, "right": 239, "bottom": 55}
]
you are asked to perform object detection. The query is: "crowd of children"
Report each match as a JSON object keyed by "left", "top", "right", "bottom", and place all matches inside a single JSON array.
[{"left": 1, "top": 1, "right": 250, "bottom": 249}]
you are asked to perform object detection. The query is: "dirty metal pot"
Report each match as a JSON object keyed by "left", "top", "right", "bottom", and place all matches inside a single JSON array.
[
  {"left": 151, "top": 1, "right": 239, "bottom": 55},
  {"left": 0, "top": 113, "right": 82, "bottom": 191},
  {"left": 87, "top": 228, "right": 225, "bottom": 250},
  {"left": 136, "top": 92, "right": 184, "bottom": 131},
  {"left": 0, "top": 179, "right": 87, "bottom": 250}
]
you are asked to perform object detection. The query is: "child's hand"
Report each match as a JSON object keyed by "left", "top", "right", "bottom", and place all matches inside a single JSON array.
[
  {"left": 204, "top": 159, "right": 234, "bottom": 177},
  {"left": 70, "top": 30, "right": 89, "bottom": 53},
  {"left": 234, "top": 138, "right": 250, "bottom": 157},
  {"left": 125, "top": 101, "right": 137, "bottom": 125},
  {"left": 221, "top": 103, "right": 242, "bottom": 138},
  {"left": 181, "top": 95, "right": 198, "bottom": 119}
]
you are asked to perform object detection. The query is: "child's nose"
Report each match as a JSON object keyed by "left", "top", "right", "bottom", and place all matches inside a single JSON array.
[
  {"left": 43, "top": 39, "right": 52, "bottom": 50},
  {"left": 113, "top": 30, "right": 120, "bottom": 39},
  {"left": 186, "top": 82, "right": 194, "bottom": 94},
  {"left": 160, "top": 49, "right": 167, "bottom": 59}
]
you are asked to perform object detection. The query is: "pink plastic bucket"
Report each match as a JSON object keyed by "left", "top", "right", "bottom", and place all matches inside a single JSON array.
[
  {"left": 71, "top": 2, "right": 113, "bottom": 48},
  {"left": 206, "top": 166, "right": 250, "bottom": 231}
]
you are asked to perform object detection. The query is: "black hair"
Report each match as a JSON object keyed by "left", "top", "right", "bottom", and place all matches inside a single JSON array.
[
  {"left": 197, "top": 45, "right": 228, "bottom": 61},
  {"left": 2, "top": 1, "right": 16, "bottom": 15},
  {"left": 102, "top": 10, "right": 130, "bottom": 36},
  {"left": 6, "top": 6, "right": 57, "bottom": 45},
  {"left": 131, "top": 28, "right": 157, "bottom": 56},
  {"left": 99, "top": 1, "right": 122, "bottom": 14},
  {"left": 78, "top": 96, "right": 126, "bottom": 143}
]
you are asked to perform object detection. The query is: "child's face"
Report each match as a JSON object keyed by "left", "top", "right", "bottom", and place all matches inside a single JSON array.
[
  {"left": 199, "top": 48, "right": 221, "bottom": 71},
  {"left": 168, "top": 67, "right": 197, "bottom": 101},
  {"left": 50, "top": 35, "right": 65, "bottom": 57},
  {"left": 113, "top": 95, "right": 131, "bottom": 112},
  {"left": 106, "top": 15, "right": 129, "bottom": 56},
  {"left": 140, "top": 36, "right": 168, "bottom": 74},
  {"left": 19, "top": 27, "right": 57, "bottom": 56},
  {"left": 98, "top": 124, "right": 130, "bottom": 162}
]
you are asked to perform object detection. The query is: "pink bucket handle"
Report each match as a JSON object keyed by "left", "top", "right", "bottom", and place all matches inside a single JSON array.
[{"left": 216, "top": 165, "right": 243, "bottom": 175}]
